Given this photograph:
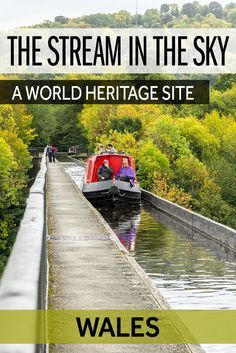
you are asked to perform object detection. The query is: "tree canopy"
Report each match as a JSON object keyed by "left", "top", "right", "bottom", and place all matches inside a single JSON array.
[
  {"left": 32, "top": 2, "right": 236, "bottom": 28},
  {"left": 79, "top": 79, "right": 236, "bottom": 229},
  {"left": 0, "top": 104, "right": 34, "bottom": 256}
]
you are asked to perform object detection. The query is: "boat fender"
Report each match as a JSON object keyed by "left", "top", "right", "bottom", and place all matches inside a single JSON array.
[{"left": 109, "top": 185, "right": 120, "bottom": 195}]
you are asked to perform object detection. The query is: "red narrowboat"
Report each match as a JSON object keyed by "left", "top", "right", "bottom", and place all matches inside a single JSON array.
[{"left": 82, "top": 153, "right": 141, "bottom": 206}]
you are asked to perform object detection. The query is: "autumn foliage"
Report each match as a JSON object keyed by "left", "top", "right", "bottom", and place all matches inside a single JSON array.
[
  {"left": 80, "top": 101, "right": 236, "bottom": 229},
  {"left": 0, "top": 104, "right": 34, "bottom": 255}
]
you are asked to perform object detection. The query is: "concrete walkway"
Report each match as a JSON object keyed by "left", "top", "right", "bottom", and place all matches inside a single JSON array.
[{"left": 47, "top": 162, "right": 203, "bottom": 353}]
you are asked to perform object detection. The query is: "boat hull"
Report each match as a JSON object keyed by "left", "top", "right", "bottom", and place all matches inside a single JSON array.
[{"left": 82, "top": 180, "right": 141, "bottom": 206}]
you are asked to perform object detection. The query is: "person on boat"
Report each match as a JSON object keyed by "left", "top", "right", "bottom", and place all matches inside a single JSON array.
[
  {"left": 116, "top": 158, "right": 136, "bottom": 187},
  {"left": 97, "top": 159, "right": 114, "bottom": 181},
  {"left": 98, "top": 144, "right": 106, "bottom": 154},
  {"left": 107, "top": 144, "right": 117, "bottom": 154}
]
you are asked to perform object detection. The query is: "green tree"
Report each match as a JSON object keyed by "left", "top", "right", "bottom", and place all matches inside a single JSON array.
[
  {"left": 81, "top": 13, "right": 114, "bottom": 27},
  {"left": 181, "top": 3, "right": 197, "bottom": 17},
  {"left": 27, "top": 105, "right": 56, "bottom": 146},
  {"left": 200, "top": 4, "right": 210, "bottom": 16},
  {"left": 54, "top": 16, "right": 69, "bottom": 24},
  {"left": 106, "top": 117, "right": 142, "bottom": 134},
  {"left": 176, "top": 117, "right": 219, "bottom": 162},
  {"left": 227, "top": 8, "right": 236, "bottom": 24},
  {"left": 152, "top": 173, "right": 192, "bottom": 208},
  {"left": 161, "top": 13, "right": 174, "bottom": 24},
  {"left": 169, "top": 4, "right": 179, "bottom": 17},
  {"left": 209, "top": 157, "right": 236, "bottom": 207},
  {"left": 99, "top": 130, "right": 137, "bottom": 156},
  {"left": 145, "top": 117, "right": 191, "bottom": 162},
  {"left": 143, "top": 9, "right": 161, "bottom": 27},
  {"left": 0, "top": 131, "right": 32, "bottom": 185},
  {"left": 136, "top": 140, "right": 171, "bottom": 189},
  {"left": 193, "top": 1, "right": 201, "bottom": 14},
  {"left": 0, "top": 137, "right": 18, "bottom": 251},
  {"left": 0, "top": 104, "right": 33, "bottom": 254},
  {"left": 201, "top": 13, "right": 231, "bottom": 26},
  {"left": 209, "top": 1, "right": 224, "bottom": 18},
  {"left": 80, "top": 104, "right": 139, "bottom": 147},
  {"left": 210, "top": 87, "right": 236, "bottom": 117},
  {"left": 213, "top": 74, "right": 236, "bottom": 91},
  {"left": 160, "top": 4, "right": 170, "bottom": 15},
  {"left": 53, "top": 104, "right": 88, "bottom": 148},
  {"left": 225, "top": 2, "right": 236, "bottom": 11},
  {"left": 113, "top": 10, "right": 132, "bottom": 27},
  {"left": 203, "top": 111, "right": 236, "bottom": 163},
  {"left": 174, "top": 155, "right": 209, "bottom": 198}
]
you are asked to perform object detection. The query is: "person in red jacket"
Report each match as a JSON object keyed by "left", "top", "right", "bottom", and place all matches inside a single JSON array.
[{"left": 52, "top": 146, "right": 58, "bottom": 163}]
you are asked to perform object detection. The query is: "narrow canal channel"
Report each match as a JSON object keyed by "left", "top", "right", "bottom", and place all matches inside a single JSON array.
[{"left": 59, "top": 157, "right": 236, "bottom": 353}]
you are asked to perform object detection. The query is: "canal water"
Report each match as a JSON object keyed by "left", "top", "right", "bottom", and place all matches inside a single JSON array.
[{"left": 59, "top": 157, "right": 236, "bottom": 353}]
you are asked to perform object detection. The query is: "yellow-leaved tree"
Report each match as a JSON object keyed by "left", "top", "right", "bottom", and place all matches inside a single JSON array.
[{"left": 0, "top": 104, "right": 35, "bottom": 264}]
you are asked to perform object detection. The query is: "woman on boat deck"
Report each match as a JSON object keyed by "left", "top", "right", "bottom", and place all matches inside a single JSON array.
[
  {"left": 116, "top": 158, "right": 136, "bottom": 187},
  {"left": 97, "top": 159, "right": 114, "bottom": 181}
]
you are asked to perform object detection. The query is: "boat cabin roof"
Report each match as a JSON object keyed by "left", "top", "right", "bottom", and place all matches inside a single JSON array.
[{"left": 85, "top": 153, "right": 136, "bottom": 183}]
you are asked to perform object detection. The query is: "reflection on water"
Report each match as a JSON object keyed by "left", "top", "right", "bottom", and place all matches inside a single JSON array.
[
  {"left": 98, "top": 207, "right": 140, "bottom": 252},
  {"left": 60, "top": 159, "right": 236, "bottom": 353}
]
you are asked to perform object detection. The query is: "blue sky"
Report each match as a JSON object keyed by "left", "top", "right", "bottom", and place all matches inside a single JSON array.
[{"left": 0, "top": 0, "right": 232, "bottom": 29}]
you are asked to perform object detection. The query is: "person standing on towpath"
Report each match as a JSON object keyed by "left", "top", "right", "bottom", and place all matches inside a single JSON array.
[
  {"left": 46, "top": 144, "right": 53, "bottom": 163},
  {"left": 52, "top": 146, "right": 58, "bottom": 163}
]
